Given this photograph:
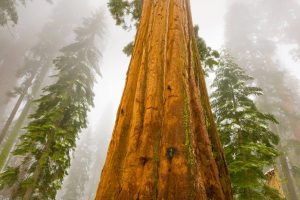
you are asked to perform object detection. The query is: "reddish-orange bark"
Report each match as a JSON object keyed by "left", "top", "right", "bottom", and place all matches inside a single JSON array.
[{"left": 96, "top": 0, "right": 232, "bottom": 199}]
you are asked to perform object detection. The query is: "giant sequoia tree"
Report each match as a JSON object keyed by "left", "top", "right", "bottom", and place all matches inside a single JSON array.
[{"left": 96, "top": 0, "right": 232, "bottom": 199}]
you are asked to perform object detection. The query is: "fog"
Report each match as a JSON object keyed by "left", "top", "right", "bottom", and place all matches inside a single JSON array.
[
  {"left": 0, "top": 0, "right": 299, "bottom": 199},
  {"left": 226, "top": 0, "right": 300, "bottom": 197}
]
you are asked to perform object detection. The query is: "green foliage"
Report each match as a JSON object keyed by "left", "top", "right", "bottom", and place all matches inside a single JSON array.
[
  {"left": 0, "top": 167, "right": 19, "bottom": 189},
  {"left": 108, "top": 0, "right": 142, "bottom": 30},
  {"left": 0, "top": 11, "right": 103, "bottom": 199},
  {"left": 211, "top": 51, "right": 283, "bottom": 199},
  {"left": 123, "top": 41, "right": 134, "bottom": 56},
  {"left": 262, "top": 185, "right": 286, "bottom": 200},
  {"left": 108, "top": 0, "right": 142, "bottom": 57},
  {"left": 194, "top": 25, "right": 220, "bottom": 73}
]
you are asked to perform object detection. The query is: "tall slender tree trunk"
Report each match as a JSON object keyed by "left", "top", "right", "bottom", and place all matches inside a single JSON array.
[
  {"left": 271, "top": 125, "right": 299, "bottom": 200},
  {"left": 280, "top": 155, "right": 299, "bottom": 200},
  {"left": 0, "top": 64, "right": 49, "bottom": 171},
  {"left": 0, "top": 74, "right": 34, "bottom": 145},
  {"left": 96, "top": 0, "right": 232, "bottom": 199},
  {"left": 0, "top": 92, "right": 25, "bottom": 144},
  {"left": 23, "top": 164, "right": 42, "bottom": 200}
]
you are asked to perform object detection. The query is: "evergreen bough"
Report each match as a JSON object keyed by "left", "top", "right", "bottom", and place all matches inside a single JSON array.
[
  {"left": 0, "top": 11, "right": 103, "bottom": 199},
  {"left": 211, "top": 52, "right": 283, "bottom": 199}
]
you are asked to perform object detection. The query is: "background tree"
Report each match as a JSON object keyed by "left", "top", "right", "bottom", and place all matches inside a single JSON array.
[
  {"left": 211, "top": 52, "right": 283, "bottom": 199},
  {"left": 0, "top": 11, "right": 104, "bottom": 199},
  {"left": 225, "top": 1, "right": 300, "bottom": 198},
  {"left": 0, "top": 1, "right": 54, "bottom": 128},
  {"left": 0, "top": 0, "right": 91, "bottom": 172},
  {"left": 60, "top": 129, "right": 94, "bottom": 200},
  {"left": 56, "top": 104, "right": 114, "bottom": 200}
]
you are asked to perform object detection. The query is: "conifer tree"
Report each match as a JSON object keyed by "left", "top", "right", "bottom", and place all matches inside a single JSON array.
[
  {"left": 0, "top": 0, "right": 92, "bottom": 171},
  {"left": 0, "top": 11, "right": 103, "bottom": 199},
  {"left": 194, "top": 25, "right": 220, "bottom": 73},
  {"left": 211, "top": 52, "right": 283, "bottom": 199},
  {"left": 225, "top": 2, "right": 300, "bottom": 198}
]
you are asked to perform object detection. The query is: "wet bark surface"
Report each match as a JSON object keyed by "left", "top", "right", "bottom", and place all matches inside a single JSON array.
[{"left": 96, "top": 0, "right": 232, "bottom": 199}]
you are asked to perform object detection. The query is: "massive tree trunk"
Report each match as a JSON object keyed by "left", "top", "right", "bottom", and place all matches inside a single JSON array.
[{"left": 96, "top": 0, "right": 232, "bottom": 199}]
